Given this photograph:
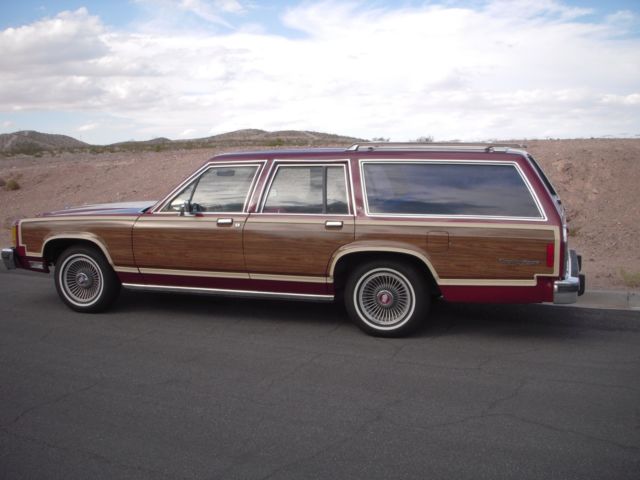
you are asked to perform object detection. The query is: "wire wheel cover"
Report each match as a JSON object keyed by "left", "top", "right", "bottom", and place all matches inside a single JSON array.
[
  {"left": 357, "top": 270, "right": 413, "bottom": 326},
  {"left": 61, "top": 255, "right": 103, "bottom": 305}
]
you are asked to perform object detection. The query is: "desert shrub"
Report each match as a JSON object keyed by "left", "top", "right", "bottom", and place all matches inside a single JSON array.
[
  {"left": 0, "top": 177, "right": 5, "bottom": 187},
  {"left": 5, "top": 179, "right": 20, "bottom": 191},
  {"left": 12, "top": 145, "right": 46, "bottom": 156},
  {"left": 620, "top": 269, "right": 640, "bottom": 288},
  {"left": 267, "top": 138, "right": 285, "bottom": 147}
]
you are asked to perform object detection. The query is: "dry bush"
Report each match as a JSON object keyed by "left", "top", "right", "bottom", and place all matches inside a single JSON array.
[
  {"left": 620, "top": 269, "right": 640, "bottom": 288},
  {"left": 5, "top": 179, "right": 20, "bottom": 191}
]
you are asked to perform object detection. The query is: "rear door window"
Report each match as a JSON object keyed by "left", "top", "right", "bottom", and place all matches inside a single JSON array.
[{"left": 262, "top": 165, "right": 349, "bottom": 214}]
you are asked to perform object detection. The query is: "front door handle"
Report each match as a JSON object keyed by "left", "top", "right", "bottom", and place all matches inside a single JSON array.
[
  {"left": 217, "top": 218, "right": 233, "bottom": 226},
  {"left": 325, "top": 220, "right": 343, "bottom": 229}
]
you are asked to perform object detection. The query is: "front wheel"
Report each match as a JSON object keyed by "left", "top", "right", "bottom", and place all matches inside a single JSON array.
[
  {"left": 55, "top": 246, "right": 121, "bottom": 312},
  {"left": 345, "top": 261, "right": 429, "bottom": 337}
]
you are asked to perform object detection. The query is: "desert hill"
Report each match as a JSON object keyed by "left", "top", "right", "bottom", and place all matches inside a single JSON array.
[
  {"left": 194, "top": 129, "right": 363, "bottom": 146},
  {"left": 0, "top": 129, "right": 363, "bottom": 155},
  {"left": 0, "top": 130, "right": 89, "bottom": 154}
]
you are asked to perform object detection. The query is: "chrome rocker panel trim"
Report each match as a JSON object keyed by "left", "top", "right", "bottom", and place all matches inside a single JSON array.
[{"left": 122, "top": 283, "right": 334, "bottom": 302}]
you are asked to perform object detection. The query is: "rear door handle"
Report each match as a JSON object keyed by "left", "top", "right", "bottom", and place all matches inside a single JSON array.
[
  {"left": 217, "top": 218, "right": 233, "bottom": 226},
  {"left": 325, "top": 220, "right": 343, "bottom": 229}
]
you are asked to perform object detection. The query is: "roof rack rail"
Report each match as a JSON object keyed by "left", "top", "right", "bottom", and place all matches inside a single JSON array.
[{"left": 347, "top": 142, "right": 527, "bottom": 152}]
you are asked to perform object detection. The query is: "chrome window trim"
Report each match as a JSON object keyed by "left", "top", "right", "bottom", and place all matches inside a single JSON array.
[
  {"left": 251, "top": 159, "right": 275, "bottom": 213},
  {"left": 258, "top": 161, "right": 352, "bottom": 215},
  {"left": 346, "top": 159, "right": 357, "bottom": 217},
  {"left": 358, "top": 159, "right": 547, "bottom": 222},
  {"left": 153, "top": 160, "right": 266, "bottom": 214}
]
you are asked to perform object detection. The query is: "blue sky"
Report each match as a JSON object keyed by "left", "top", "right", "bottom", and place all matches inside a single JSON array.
[
  {"left": 2, "top": 1, "right": 639, "bottom": 32},
  {"left": 1, "top": 1, "right": 639, "bottom": 144}
]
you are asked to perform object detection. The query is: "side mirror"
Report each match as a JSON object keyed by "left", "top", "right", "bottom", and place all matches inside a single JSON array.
[{"left": 179, "top": 200, "right": 191, "bottom": 216}]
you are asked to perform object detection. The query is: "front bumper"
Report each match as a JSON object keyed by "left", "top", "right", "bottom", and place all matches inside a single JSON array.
[
  {"left": 2, "top": 248, "right": 16, "bottom": 270},
  {"left": 553, "top": 249, "right": 585, "bottom": 304}
]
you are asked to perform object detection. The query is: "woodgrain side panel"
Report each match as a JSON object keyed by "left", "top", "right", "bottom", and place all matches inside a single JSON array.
[
  {"left": 20, "top": 217, "right": 137, "bottom": 266},
  {"left": 132, "top": 215, "right": 247, "bottom": 272},
  {"left": 354, "top": 222, "right": 557, "bottom": 281},
  {"left": 243, "top": 215, "right": 355, "bottom": 276}
]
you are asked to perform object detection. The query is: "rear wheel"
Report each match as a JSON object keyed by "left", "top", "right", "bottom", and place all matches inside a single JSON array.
[
  {"left": 345, "top": 260, "right": 429, "bottom": 337},
  {"left": 55, "top": 246, "right": 120, "bottom": 312}
]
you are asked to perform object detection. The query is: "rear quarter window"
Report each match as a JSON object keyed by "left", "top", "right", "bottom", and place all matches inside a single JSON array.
[{"left": 362, "top": 162, "right": 542, "bottom": 218}]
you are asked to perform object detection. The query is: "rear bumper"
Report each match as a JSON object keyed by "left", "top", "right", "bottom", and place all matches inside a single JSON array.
[
  {"left": 553, "top": 249, "right": 585, "bottom": 304},
  {"left": 2, "top": 248, "right": 16, "bottom": 270}
]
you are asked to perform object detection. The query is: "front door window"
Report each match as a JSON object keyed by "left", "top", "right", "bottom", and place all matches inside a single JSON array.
[{"left": 163, "top": 165, "right": 259, "bottom": 213}]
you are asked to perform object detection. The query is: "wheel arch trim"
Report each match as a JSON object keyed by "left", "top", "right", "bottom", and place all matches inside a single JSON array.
[
  {"left": 329, "top": 246, "right": 440, "bottom": 282},
  {"left": 40, "top": 235, "right": 137, "bottom": 273}
]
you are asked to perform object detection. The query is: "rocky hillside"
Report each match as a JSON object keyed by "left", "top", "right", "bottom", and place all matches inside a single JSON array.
[
  {"left": 0, "top": 129, "right": 363, "bottom": 155},
  {"left": 194, "top": 129, "right": 363, "bottom": 147},
  {"left": 0, "top": 131, "right": 89, "bottom": 154}
]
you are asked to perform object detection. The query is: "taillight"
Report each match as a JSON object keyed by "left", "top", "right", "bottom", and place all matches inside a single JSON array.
[
  {"left": 560, "top": 225, "right": 568, "bottom": 275},
  {"left": 11, "top": 224, "right": 17, "bottom": 247},
  {"left": 546, "top": 243, "right": 554, "bottom": 268}
]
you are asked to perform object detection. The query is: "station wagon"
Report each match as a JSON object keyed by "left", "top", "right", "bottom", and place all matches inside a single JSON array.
[{"left": 2, "top": 143, "right": 585, "bottom": 336}]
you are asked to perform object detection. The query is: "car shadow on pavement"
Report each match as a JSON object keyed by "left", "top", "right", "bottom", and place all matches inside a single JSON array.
[
  {"left": 116, "top": 289, "right": 351, "bottom": 330},
  {"left": 112, "top": 289, "right": 640, "bottom": 340}
]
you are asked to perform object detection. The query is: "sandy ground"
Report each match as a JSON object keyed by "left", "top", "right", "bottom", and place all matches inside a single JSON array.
[{"left": 1, "top": 139, "right": 639, "bottom": 291}]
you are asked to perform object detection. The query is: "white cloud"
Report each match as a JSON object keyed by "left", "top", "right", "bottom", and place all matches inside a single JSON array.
[
  {"left": 0, "top": 8, "right": 107, "bottom": 68},
  {"left": 179, "top": 128, "right": 197, "bottom": 137},
  {"left": 0, "top": 1, "right": 639, "bottom": 143},
  {"left": 77, "top": 123, "right": 99, "bottom": 131},
  {"left": 600, "top": 93, "right": 640, "bottom": 105}
]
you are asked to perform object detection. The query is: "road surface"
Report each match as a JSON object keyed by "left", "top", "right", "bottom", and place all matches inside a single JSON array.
[{"left": 1, "top": 269, "right": 639, "bottom": 479}]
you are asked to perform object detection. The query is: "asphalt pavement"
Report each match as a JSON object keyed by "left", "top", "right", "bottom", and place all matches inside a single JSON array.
[{"left": 1, "top": 268, "right": 639, "bottom": 480}]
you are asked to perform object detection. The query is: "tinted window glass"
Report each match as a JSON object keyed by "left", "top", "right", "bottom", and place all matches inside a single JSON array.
[
  {"left": 264, "top": 165, "right": 349, "bottom": 214},
  {"left": 326, "top": 166, "right": 349, "bottom": 214},
  {"left": 163, "top": 165, "right": 258, "bottom": 213},
  {"left": 363, "top": 163, "right": 541, "bottom": 218},
  {"left": 163, "top": 182, "right": 196, "bottom": 212}
]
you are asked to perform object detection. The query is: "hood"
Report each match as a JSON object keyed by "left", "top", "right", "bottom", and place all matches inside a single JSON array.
[{"left": 42, "top": 201, "right": 157, "bottom": 217}]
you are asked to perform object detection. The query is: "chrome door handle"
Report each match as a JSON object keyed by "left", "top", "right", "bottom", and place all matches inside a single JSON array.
[
  {"left": 217, "top": 218, "right": 233, "bottom": 226},
  {"left": 325, "top": 221, "right": 343, "bottom": 229}
]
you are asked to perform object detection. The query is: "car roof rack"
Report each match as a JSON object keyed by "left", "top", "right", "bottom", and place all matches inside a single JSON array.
[{"left": 347, "top": 142, "right": 527, "bottom": 153}]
